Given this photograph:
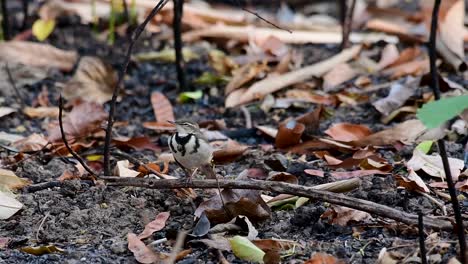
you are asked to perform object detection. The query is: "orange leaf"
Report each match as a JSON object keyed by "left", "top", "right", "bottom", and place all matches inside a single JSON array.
[
  {"left": 325, "top": 123, "right": 372, "bottom": 142},
  {"left": 150, "top": 91, "right": 175, "bottom": 123},
  {"left": 305, "top": 253, "right": 345, "bottom": 264},
  {"left": 138, "top": 212, "right": 170, "bottom": 239},
  {"left": 127, "top": 233, "right": 163, "bottom": 263}
]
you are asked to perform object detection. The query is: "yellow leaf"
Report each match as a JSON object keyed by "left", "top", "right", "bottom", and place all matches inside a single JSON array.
[{"left": 32, "top": 19, "right": 56, "bottom": 41}]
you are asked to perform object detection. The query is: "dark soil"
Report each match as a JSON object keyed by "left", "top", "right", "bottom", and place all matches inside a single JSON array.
[{"left": 0, "top": 2, "right": 466, "bottom": 264}]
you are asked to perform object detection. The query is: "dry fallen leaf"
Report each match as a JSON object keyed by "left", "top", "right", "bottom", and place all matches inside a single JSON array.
[
  {"left": 225, "top": 63, "right": 267, "bottom": 95},
  {"left": 377, "top": 43, "right": 399, "bottom": 70},
  {"left": 115, "top": 160, "right": 140, "bottom": 178},
  {"left": 138, "top": 212, "right": 170, "bottom": 239},
  {"left": 12, "top": 133, "right": 48, "bottom": 152},
  {"left": 47, "top": 101, "right": 108, "bottom": 142},
  {"left": 0, "top": 41, "right": 78, "bottom": 71},
  {"left": 305, "top": 252, "right": 345, "bottom": 264},
  {"left": 150, "top": 91, "right": 175, "bottom": 123},
  {"left": 407, "top": 149, "right": 465, "bottom": 181},
  {"left": 0, "top": 107, "right": 17, "bottom": 118},
  {"left": 323, "top": 63, "right": 358, "bottom": 92},
  {"left": 330, "top": 169, "right": 390, "bottom": 179},
  {"left": 212, "top": 140, "right": 249, "bottom": 164},
  {"left": 62, "top": 56, "right": 117, "bottom": 104},
  {"left": 275, "top": 120, "right": 305, "bottom": 148},
  {"left": 372, "top": 77, "right": 420, "bottom": 116},
  {"left": 395, "top": 170, "right": 430, "bottom": 193},
  {"left": 23, "top": 106, "right": 59, "bottom": 118},
  {"left": 0, "top": 191, "right": 23, "bottom": 220},
  {"left": 127, "top": 233, "right": 164, "bottom": 264},
  {"left": 0, "top": 168, "right": 31, "bottom": 190},
  {"left": 321, "top": 205, "right": 372, "bottom": 226},
  {"left": 113, "top": 136, "right": 160, "bottom": 151},
  {"left": 325, "top": 123, "right": 372, "bottom": 142},
  {"left": 304, "top": 169, "right": 325, "bottom": 177}
]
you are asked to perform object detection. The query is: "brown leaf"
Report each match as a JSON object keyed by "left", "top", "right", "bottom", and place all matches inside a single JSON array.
[
  {"left": 387, "top": 47, "right": 421, "bottom": 68},
  {"left": 225, "top": 88, "right": 247, "bottom": 108},
  {"left": 407, "top": 149, "right": 465, "bottom": 181},
  {"left": 57, "top": 170, "right": 80, "bottom": 182},
  {"left": 436, "top": 0, "right": 464, "bottom": 59},
  {"left": 275, "top": 120, "right": 305, "bottom": 148},
  {"left": 296, "top": 106, "right": 323, "bottom": 136},
  {"left": 212, "top": 140, "right": 248, "bottom": 164},
  {"left": 323, "top": 63, "right": 358, "bottom": 92},
  {"left": 0, "top": 168, "right": 31, "bottom": 190},
  {"left": 304, "top": 169, "right": 325, "bottom": 177},
  {"left": 305, "top": 253, "right": 345, "bottom": 264},
  {"left": 47, "top": 101, "right": 107, "bottom": 142},
  {"left": 225, "top": 63, "right": 267, "bottom": 95},
  {"left": 150, "top": 91, "right": 175, "bottom": 123},
  {"left": 231, "top": 45, "right": 361, "bottom": 107},
  {"left": 142, "top": 121, "right": 176, "bottom": 131},
  {"left": 138, "top": 212, "right": 170, "bottom": 239},
  {"left": 382, "top": 59, "right": 429, "bottom": 79},
  {"left": 255, "top": 35, "right": 289, "bottom": 57},
  {"left": 113, "top": 136, "right": 160, "bottom": 151},
  {"left": 12, "top": 133, "right": 48, "bottom": 152},
  {"left": 377, "top": 44, "right": 399, "bottom": 70},
  {"left": 127, "top": 233, "right": 163, "bottom": 264},
  {"left": 395, "top": 170, "right": 429, "bottom": 193},
  {"left": 267, "top": 172, "right": 298, "bottom": 184},
  {"left": 23, "top": 106, "right": 59, "bottom": 118},
  {"left": 62, "top": 56, "right": 117, "bottom": 104},
  {"left": 321, "top": 206, "right": 372, "bottom": 226},
  {"left": 325, "top": 123, "right": 372, "bottom": 142},
  {"left": 285, "top": 90, "right": 337, "bottom": 106},
  {"left": 0, "top": 41, "right": 78, "bottom": 71}
]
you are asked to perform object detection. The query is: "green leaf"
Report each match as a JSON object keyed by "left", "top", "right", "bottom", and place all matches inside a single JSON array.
[
  {"left": 193, "top": 72, "right": 229, "bottom": 85},
  {"left": 178, "top": 90, "right": 203, "bottom": 103},
  {"left": 416, "top": 140, "right": 433, "bottom": 154},
  {"left": 417, "top": 95, "right": 468, "bottom": 129},
  {"left": 229, "top": 236, "right": 265, "bottom": 263},
  {"left": 32, "top": 19, "right": 56, "bottom": 41}
]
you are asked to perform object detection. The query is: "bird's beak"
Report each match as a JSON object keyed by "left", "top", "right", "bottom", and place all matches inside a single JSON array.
[{"left": 167, "top": 120, "right": 175, "bottom": 125}]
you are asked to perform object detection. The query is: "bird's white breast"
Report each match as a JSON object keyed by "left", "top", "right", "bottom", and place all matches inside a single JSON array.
[{"left": 169, "top": 133, "right": 213, "bottom": 169}]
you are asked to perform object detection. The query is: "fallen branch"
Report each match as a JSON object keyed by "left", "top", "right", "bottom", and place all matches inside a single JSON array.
[{"left": 102, "top": 177, "right": 459, "bottom": 231}]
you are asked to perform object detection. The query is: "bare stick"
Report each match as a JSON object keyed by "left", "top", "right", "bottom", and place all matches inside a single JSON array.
[
  {"left": 5, "top": 63, "right": 25, "bottom": 108},
  {"left": 173, "top": 0, "right": 187, "bottom": 90},
  {"left": 240, "top": 106, "right": 252, "bottom": 129},
  {"left": 59, "top": 96, "right": 97, "bottom": 177},
  {"left": 103, "top": 0, "right": 169, "bottom": 176},
  {"left": 418, "top": 212, "right": 428, "bottom": 264},
  {"left": 428, "top": 0, "right": 466, "bottom": 262},
  {"left": 102, "top": 177, "right": 460, "bottom": 231},
  {"left": 21, "top": 0, "right": 28, "bottom": 30},
  {"left": 234, "top": 0, "right": 291, "bottom": 33},
  {"left": 341, "top": 0, "right": 356, "bottom": 50},
  {"left": 0, "top": 0, "right": 9, "bottom": 40},
  {"left": 166, "top": 230, "right": 187, "bottom": 264}
]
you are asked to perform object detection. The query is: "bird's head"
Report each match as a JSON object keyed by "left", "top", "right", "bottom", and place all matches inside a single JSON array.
[{"left": 168, "top": 120, "right": 200, "bottom": 134}]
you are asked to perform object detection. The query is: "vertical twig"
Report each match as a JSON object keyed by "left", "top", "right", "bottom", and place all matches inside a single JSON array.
[
  {"left": 418, "top": 212, "right": 427, "bottom": 264},
  {"left": 173, "top": 0, "right": 187, "bottom": 90},
  {"left": 21, "top": 0, "right": 28, "bottom": 30},
  {"left": 428, "top": 1, "right": 467, "bottom": 263},
  {"left": 122, "top": 0, "right": 129, "bottom": 25},
  {"left": 58, "top": 96, "right": 97, "bottom": 177},
  {"left": 341, "top": 0, "right": 356, "bottom": 50},
  {"left": 1, "top": 0, "right": 10, "bottom": 40},
  {"left": 108, "top": 0, "right": 116, "bottom": 45},
  {"left": 103, "top": 0, "right": 169, "bottom": 176},
  {"left": 5, "top": 64, "right": 25, "bottom": 108}
]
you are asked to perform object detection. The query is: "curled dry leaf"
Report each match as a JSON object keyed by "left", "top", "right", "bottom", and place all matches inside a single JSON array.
[
  {"left": 62, "top": 56, "right": 117, "bottom": 104},
  {"left": 212, "top": 140, "right": 249, "bottom": 164},
  {"left": 225, "top": 62, "right": 267, "bottom": 95},
  {"left": 407, "top": 149, "right": 464, "bottom": 181},
  {"left": 143, "top": 92, "right": 176, "bottom": 131},
  {"left": 394, "top": 170, "right": 430, "bottom": 193},
  {"left": 388, "top": 47, "right": 421, "bottom": 68},
  {"left": 23, "top": 106, "right": 59, "bottom": 118},
  {"left": 12, "top": 133, "right": 48, "bottom": 152},
  {"left": 275, "top": 120, "right": 305, "bottom": 148},
  {"left": 377, "top": 43, "right": 399, "bottom": 70},
  {"left": 267, "top": 171, "right": 298, "bottom": 184},
  {"left": 127, "top": 233, "right": 164, "bottom": 264},
  {"left": 325, "top": 123, "right": 372, "bottom": 142},
  {"left": 0, "top": 41, "right": 78, "bottom": 71},
  {"left": 138, "top": 212, "right": 170, "bottom": 239},
  {"left": 322, "top": 63, "right": 358, "bottom": 92},
  {"left": 372, "top": 77, "right": 420, "bottom": 116},
  {"left": 115, "top": 160, "right": 140, "bottom": 178},
  {"left": 382, "top": 59, "right": 429, "bottom": 79},
  {"left": 47, "top": 101, "right": 108, "bottom": 142},
  {"left": 0, "top": 107, "right": 16, "bottom": 118},
  {"left": 321, "top": 205, "right": 372, "bottom": 226}
]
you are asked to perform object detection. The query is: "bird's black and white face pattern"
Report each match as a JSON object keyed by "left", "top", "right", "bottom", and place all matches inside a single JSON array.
[{"left": 168, "top": 120, "right": 213, "bottom": 170}]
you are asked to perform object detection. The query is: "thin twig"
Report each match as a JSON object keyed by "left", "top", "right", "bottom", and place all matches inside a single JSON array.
[
  {"left": 173, "top": 0, "right": 187, "bottom": 90},
  {"left": 341, "top": 0, "right": 356, "bottom": 50},
  {"left": 428, "top": 0, "right": 466, "bottom": 262},
  {"left": 36, "top": 212, "right": 50, "bottom": 242},
  {"left": 21, "top": 0, "right": 28, "bottom": 30},
  {"left": 418, "top": 212, "right": 428, "bottom": 264},
  {"left": 234, "top": 0, "right": 291, "bottom": 33},
  {"left": 5, "top": 63, "right": 25, "bottom": 108},
  {"left": 101, "top": 177, "right": 462, "bottom": 231},
  {"left": 1, "top": 0, "right": 9, "bottom": 40},
  {"left": 59, "top": 96, "right": 97, "bottom": 177},
  {"left": 103, "top": 0, "right": 169, "bottom": 176}
]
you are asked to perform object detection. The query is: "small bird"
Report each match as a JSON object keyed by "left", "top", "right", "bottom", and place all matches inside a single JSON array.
[{"left": 168, "top": 120, "right": 217, "bottom": 182}]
